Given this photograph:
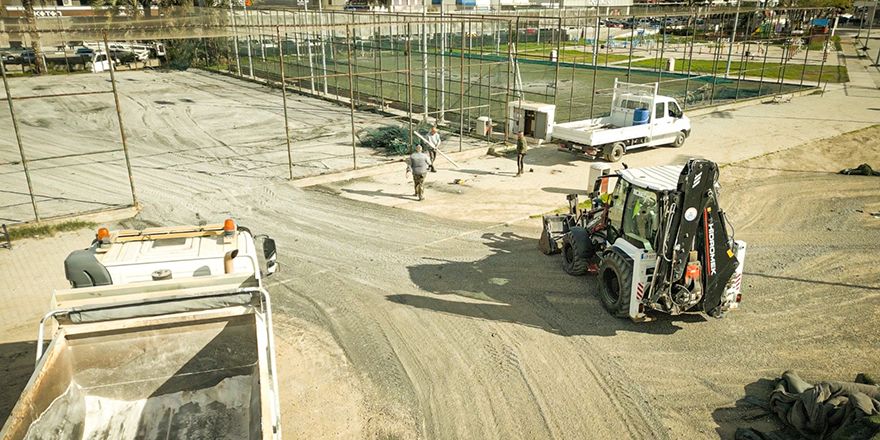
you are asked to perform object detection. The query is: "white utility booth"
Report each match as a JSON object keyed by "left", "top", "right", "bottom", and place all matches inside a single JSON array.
[{"left": 507, "top": 101, "right": 556, "bottom": 141}]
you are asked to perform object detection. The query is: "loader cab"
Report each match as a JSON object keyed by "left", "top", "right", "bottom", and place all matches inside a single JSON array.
[{"left": 604, "top": 166, "right": 679, "bottom": 252}]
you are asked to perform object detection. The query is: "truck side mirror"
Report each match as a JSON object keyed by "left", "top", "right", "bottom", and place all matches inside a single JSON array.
[{"left": 262, "top": 237, "right": 278, "bottom": 276}]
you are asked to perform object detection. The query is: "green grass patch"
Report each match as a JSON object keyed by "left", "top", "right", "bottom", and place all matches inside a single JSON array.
[
  {"left": 630, "top": 58, "right": 848, "bottom": 83},
  {"left": 8, "top": 220, "right": 96, "bottom": 241},
  {"left": 807, "top": 35, "right": 842, "bottom": 51}
]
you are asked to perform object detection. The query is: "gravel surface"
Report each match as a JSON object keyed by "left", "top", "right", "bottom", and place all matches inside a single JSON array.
[{"left": 2, "top": 67, "right": 879, "bottom": 439}]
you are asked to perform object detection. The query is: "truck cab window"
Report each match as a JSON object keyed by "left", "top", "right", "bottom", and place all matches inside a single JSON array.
[
  {"left": 655, "top": 102, "right": 665, "bottom": 120},
  {"left": 621, "top": 188, "right": 659, "bottom": 251},
  {"left": 669, "top": 102, "right": 682, "bottom": 118}
]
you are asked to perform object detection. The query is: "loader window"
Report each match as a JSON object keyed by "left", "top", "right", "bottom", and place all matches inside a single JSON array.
[
  {"left": 607, "top": 179, "right": 629, "bottom": 232},
  {"left": 622, "top": 188, "right": 659, "bottom": 251}
]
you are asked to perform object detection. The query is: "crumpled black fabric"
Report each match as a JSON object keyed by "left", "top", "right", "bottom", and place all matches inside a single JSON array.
[
  {"left": 768, "top": 371, "right": 880, "bottom": 440},
  {"left": 839, "top": 164, "right": 880, "bottom": 176}
]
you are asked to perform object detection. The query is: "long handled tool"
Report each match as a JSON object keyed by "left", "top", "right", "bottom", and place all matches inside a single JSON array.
[{"left": 414, "top": 132, "right": 460, "bottom": 168}]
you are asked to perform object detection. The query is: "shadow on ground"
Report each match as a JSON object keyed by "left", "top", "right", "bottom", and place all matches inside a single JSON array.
[
  {"left": 395, "top": 232, "right": 705, "bottom": 337},
  {"left": 0, "top": 341, "right": 37, "bottom": 424},
  {"left": 711, "top": 378, "right": 799, "bottom": 440}
]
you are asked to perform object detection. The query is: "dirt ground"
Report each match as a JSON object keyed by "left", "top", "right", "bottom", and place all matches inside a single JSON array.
[
  {"left": 0, "top": 69, "right": 490, "bottom": 224},
  {"left": 1, "top": 68, "right": 879, "bottom": 439}
]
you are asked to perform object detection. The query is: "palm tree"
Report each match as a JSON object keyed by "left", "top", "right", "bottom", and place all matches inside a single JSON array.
[{"left": 21, "top": 0, "right": 47, "bottom": 74}]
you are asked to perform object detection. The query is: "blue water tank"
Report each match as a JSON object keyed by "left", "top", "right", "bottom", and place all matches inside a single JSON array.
[{"left": 633, "top": 108, "right": 650, "bottom": 126}]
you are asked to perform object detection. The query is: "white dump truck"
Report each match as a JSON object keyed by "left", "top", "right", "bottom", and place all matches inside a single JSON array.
[
  {"left": 0, "top": 220, "right": 282, "bottom": 440},
  {"left": 553, "top": 79, "right": 691, "bottom": 162}
]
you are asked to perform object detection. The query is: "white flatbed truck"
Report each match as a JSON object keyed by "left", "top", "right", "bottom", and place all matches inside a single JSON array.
[
  {"left": 0, "top": 220, "right": 282, "bottom": 440},
  {"left": 553, "top": 79, "right": 691, "bottom": 162}
]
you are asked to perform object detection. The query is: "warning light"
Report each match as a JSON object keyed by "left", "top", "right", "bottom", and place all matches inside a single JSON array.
[
  {"left": 224, "top": 219, "right": 236, "bottom": 236},
  {"left": 245, "top": 0, "right": 252, "bottom": 5},
  {"left": 96, "top": 228, "right": 110, "bottom": 241}
]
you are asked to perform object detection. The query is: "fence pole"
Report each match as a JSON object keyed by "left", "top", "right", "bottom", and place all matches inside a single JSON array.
[
  {"left": 305, "top": 11, "right": 316, "bottom": 94},
  {"left": 817, "top": 34, "right": 829, "bottom": 87},
  {"left": 346, "top": 25, "right": 358, "bottom": 170},
  {"left": 103, "top": 31, "right": 138, "bottom": 209},
  {"left": 1, "top": 56, "right": 40, "bottom": 222},
  {"left": 554, "top": 16, "right": 561, "bottom": 108},
  {"left": 709, "top": 13, "right": 724, "bottom": 106},
  {"left": 243, "top": 3, "right": 254, "bottom": 77},
  {"left": 683, "top": 13, "right": 697, "bottom": 110},
  {"left": 439, "top": 10, "right": 445, "bottom": 121},
  {"left": 505, "top": 20, "right": 513, "bottom": 143},
  {"left": 627, "top": 13, "right": 635, "bottom": 82},
  {"left": 758, "top": 35, "right": 769, "bottom": 95},
  {"left": 378, "top": 14, "right": 385, "bottom": 110},
  {"left": 277, "top": 27, "right": 293, "bottom": 180},
  {"left": 725, "top": 3, "right": 740, "bottom": 76},
  {"left": 658, "top": 13, "right": 667, "bottom": 86},
  {"left": 778, "top": 35, "right": 790, "bottom": 94},
  {"left": 460, "top": 21, "right": 465, "bottom": 152},
  {"left": 590, "top": 16, "right": 600, "bottom": 119},
  {"left": 799, "top": 34, "right": 810, "bottom": 88},
  {"left": 569, "top": 15, "right": 578, "bottom": 122},
  {"left": 408, "top": 23, "right": 414, "bottom": 153}
]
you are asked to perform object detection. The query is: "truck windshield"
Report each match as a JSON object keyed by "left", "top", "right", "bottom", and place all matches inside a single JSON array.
[{"left": 621, "top": 187, "right": 659, "bottom": 251}]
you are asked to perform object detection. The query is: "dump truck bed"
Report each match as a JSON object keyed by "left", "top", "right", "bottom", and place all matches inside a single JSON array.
[{"left": 1, "top": 278, "right": 279, "bottom": 440}]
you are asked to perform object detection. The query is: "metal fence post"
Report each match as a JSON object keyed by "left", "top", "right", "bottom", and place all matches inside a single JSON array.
[
  {"left": 103, "top": 31, "right": 138, "bottom": 209},
  {"left": 460, "top": 21, "right": 465, "bottom": 152},
  {"left": 590, "top": 16, "right": 600, "bottom": 119},
  {"left": 1, "top": 56, "right": 40, "bottom": 222},
  {"left": 346, "top": 25, "right": 358, "bottom": 170},
  {"left": 277, "top": 27, "right": 293, "bottom": 180},
  {"left": 816, "top": 34, "right": 829, "bottom": 87}
]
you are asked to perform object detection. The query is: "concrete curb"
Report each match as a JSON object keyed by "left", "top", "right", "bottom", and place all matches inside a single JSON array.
[
  {"left": 8, "top": 206, "right": 141, "bottom": 229},
  {"left": 685, "top": 86, "right": 819, "bottom": 116}
]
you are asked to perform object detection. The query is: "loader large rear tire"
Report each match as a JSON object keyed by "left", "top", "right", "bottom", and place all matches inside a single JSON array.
[
  {"left": 599, "top": 250, "right": 634, "bottom": 318},
  {"left": 562, "top": 227, "right": 591, "bottom": 276}
]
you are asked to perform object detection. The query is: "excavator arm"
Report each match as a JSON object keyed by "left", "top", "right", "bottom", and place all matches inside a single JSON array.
[{"left": 651, "top": 159, "right": 740, "bottom": 315}]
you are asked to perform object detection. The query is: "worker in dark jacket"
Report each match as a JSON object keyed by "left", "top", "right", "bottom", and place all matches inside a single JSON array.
[
  {"left": 516, "top": 131, "right": 528, "bottom": 176},
  {"left": 405, "top": 144, "right": 432, "bottom": 201}
]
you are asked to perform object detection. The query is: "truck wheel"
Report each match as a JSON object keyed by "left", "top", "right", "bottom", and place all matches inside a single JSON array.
[
  {"left": 561, "top": 226, "right": 592, "bottom": 276},
  {"left": 604, "top": 142, "right": 625, "bottom": 162},
  {"left": 672, "top": 131, "right": 686, "bottom": 148},
  {"left": 599, "top": 250, "right": 633, "bottom": 318}
]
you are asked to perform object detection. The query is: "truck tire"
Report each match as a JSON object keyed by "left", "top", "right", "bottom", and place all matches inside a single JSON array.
[
  {"left": 599, "top": 250, "right": 634, "bottom": 318},
  {"left": 672, "top": 131, "right": 687, "bottom": 148},
  {"left": 561, "top": 226, "right": 591, "bottom": 276},
  {"left": 604, "top": 142, "right": 625, "bottom": 162}
]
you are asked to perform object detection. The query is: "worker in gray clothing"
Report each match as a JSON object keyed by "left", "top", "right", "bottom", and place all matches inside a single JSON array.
[
  {"left": 426, "top": 126, "right": 441, "bottom": 172},
  {"left": 516, "top": 131, "right": 528, "bottom": 176},
  {"left": 405, "top": 144, "right": 432, "bottom": 201}
]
